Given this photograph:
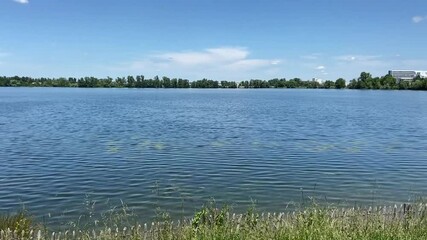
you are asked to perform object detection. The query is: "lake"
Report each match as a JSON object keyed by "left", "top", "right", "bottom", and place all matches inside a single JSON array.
[{"left": 0, "top": 88, "right": 426, "bottom": 227}]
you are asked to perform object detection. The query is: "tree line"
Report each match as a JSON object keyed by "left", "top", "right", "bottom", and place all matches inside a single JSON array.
[
  {"left": 347, "top": 72, "right": 427, "bottom": 90},
  {"left": 0, "top": 72, "right": 426, "bottom": 90}
]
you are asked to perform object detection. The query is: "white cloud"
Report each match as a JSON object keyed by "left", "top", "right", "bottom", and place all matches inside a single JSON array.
[
  {"left": 412, "top": 15, "right": 426, "bottom": 23},
  {"left": 111, "top": 47, "right": 282, "bottom": 80},
  {"left": 13, "top": 0, "right": 29, "bottom": 4},
  {"left": 317, "top": 66, "right": 328, "bottom": 75},
  {"left": 335, "top": 55, "right": 384, "bottom": 66},
  {"left": 154, "top": 47, "right": 249, "bottom": 66},
  {"left": 226, "top": 59, "right": 280, "bottom": 71},
  {"left": 340, "top": 56, "right": 356, "bottom": 61},
  {"left": 301, "top": 53, "right": 322, "bottom": 60}
]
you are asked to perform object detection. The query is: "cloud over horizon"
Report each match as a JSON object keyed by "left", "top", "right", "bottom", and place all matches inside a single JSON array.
[
  {"left": 13, "top": 0, "right": 29, "bottom": 4},
  {"left": 112, "top": 47, "right": 282, "bottom": 80},
  {"left": 334, "top": 55, "right": 386, "bottom": 68},
  {"left": 412, "top": 15, "right": 427, "bottom": 23}
]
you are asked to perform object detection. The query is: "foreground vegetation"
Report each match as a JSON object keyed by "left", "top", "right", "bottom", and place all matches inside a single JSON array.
[
  {"left": 0, "top": 210, "right": 33, "bottom": 236},
  {"left": 2, "top": 202, "right": 427, "bottom": 239},
  {"left": 1, "top": 72, "right": 427, "bottom": 90}
]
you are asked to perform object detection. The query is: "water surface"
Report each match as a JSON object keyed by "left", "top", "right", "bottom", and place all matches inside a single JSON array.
[{"left": 0, "top": 88, "right": 426, "bottom": 226}]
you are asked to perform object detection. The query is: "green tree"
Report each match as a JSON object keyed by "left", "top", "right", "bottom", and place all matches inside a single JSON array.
[
  {"left": 335, "top": 78, "right": 346, "bottom": 89},
  {"left": 135, "top": 75, "right": 145, "bottom": 88},
  {"left": 380, "top": 74, "right": 396, "bottom": 89},
  {"left": 162, "top": 76, "right": 171, "bottom": 88},
  {"left": 115, "top": 77, "right": 126, "bottom": 87},
  {"left": 127, "top": 76, "right": 135, "bottom": 88},
  {"left": 323, "top": 80, "right": 335, "bottom": 89},
  {"left": 358, "top": 72, "right": 372, "bottom": 89},
  {"left": 153, "top": 75, "right": 161, "bottom": 88},
  {"left": 177, "top": 78, "right": 190, "bottom": 88},
  {"left": 398, "top": 80, "right": 410, "bottom": 90},
  {"left": 171, "top": 78, "right": 178, "bottom": 88}
]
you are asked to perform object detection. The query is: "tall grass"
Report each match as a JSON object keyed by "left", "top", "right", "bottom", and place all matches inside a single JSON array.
[
  {"left": 0, "top": 210, "right": 34, "bottom": 237},
  {"left": 1, "top": 202, "right": 427, "bottom": 239}
]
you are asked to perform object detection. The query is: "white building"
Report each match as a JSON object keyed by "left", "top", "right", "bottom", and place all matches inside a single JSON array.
[{"left": 389, "top": 70, "right": 427, "bottom": 81}]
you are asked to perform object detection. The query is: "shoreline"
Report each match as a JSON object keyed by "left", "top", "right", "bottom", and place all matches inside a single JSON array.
[{"left": 1, "top": 202, "right": 426, "bottom": 239}]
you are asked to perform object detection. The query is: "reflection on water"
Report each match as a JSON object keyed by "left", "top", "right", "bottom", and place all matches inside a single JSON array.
[{"left": 0, "top": 88, "right": 427, "bottom": 227}]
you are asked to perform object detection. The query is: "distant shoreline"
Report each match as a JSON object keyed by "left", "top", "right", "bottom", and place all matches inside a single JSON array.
[{"left": 1, "top": 72, "right": 426, "bottom": 90}]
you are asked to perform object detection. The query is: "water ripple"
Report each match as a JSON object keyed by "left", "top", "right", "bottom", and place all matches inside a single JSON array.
[{"left": 0, "top": 88, "right": 426, "bottom": 227}]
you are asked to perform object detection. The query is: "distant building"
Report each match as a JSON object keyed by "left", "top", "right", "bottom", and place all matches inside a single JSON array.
[{"left": 389, "top": 70, "right": 427, "bottom": 81}]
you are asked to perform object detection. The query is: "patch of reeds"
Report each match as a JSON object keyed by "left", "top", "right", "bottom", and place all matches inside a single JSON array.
[
  {"left": 0, "top": 210, "right": 34, "bottom": 238},
  {"left": 1, "top": 202, "right": 427, "bottom": 239}
]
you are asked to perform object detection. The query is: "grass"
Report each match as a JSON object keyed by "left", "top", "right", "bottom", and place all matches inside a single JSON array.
[
  {"left": 0, "top": 210, "right": 34, "bottom": 237},
  {"left": 1, "top": 202, "right": 427, "bottom": 239}
]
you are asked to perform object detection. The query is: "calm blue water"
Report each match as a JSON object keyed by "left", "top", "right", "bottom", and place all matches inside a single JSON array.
[{"left": 1, "top": 88, "right": 426, "bottom": 226}]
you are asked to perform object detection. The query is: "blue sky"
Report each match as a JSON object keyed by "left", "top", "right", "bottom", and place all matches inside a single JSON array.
[{"left": 0, "top": 0, "right": 426, "bottom": 81}]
